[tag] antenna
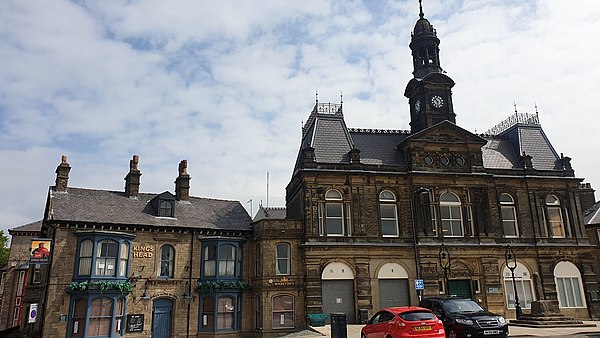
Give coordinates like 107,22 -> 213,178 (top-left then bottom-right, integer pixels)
513,101 -> 518,114
266,171 -> 270,208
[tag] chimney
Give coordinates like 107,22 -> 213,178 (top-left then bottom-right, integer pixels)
579,183 -> 596,211
175,160 -> 191,201
124,155 -> 141,198
55,155 -> 71,193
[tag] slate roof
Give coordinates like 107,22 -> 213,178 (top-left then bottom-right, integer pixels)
584,202 -> 600,226
294,107 -> 565,175
9,220 -> 42,234
48,187 -> 252,231
253,206 -> 287,222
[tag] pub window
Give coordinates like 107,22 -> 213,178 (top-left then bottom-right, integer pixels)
500,193 -> 519,237
272,295 -> 294,329
200,241 -> 242,279
159,245 -> 175,278
75,235 -> 131,279
545,195 -> 565,238
69,296 -> 126,338
439,192 -> 463,237
275,243 -> 291,275
379,190 -> 399,237
199,294 -> 241,332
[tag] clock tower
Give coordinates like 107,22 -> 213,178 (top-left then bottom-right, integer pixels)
404,1 -> 456,133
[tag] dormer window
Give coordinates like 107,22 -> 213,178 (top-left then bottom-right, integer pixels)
151,192 -> 176,218
159,200 -> 173,217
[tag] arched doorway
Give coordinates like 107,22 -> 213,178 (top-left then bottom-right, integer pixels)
321,262 -> 355,323
152,298 -> 173,338
503,262 -> 534,309
378,262 -> 410,308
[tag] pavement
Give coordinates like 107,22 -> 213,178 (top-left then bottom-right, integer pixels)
308,321 -> 600,337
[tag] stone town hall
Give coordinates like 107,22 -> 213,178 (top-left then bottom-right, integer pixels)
1,3 -> 598,338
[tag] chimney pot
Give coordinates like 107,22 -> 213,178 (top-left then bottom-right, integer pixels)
175,160 -> 191,201
55,155 -> 71,193
124,155 -> 142,198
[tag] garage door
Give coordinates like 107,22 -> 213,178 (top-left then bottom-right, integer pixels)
322,280 -> 355,323
379,279 -> 410,308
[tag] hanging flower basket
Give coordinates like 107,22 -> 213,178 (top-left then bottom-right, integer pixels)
195,280 -> 249,292
68,280 -> 136,293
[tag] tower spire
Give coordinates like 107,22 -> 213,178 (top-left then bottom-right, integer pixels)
419,0 -> 424,19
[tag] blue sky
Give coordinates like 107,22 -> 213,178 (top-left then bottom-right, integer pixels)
1,0 -> 599,235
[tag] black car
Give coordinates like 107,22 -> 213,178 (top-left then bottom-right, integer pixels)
419,297 -> 508,338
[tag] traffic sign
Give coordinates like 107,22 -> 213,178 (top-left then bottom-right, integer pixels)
415,279 -> 425,290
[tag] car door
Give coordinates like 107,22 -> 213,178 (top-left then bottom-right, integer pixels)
363,311 -> 392,338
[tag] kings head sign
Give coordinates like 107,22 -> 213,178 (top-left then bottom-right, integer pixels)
132,245 -> 154,258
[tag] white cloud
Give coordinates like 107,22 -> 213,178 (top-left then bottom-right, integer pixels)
0,0 -> 598,236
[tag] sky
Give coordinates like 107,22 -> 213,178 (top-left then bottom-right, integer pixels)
1,0 -> 599,237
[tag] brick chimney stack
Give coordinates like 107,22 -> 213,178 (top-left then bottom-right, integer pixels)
55,155 -> 71,193
124,155 -> 142,198
175,160 -> 191,201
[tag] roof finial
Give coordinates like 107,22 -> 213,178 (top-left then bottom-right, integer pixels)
514,101 -> 518,114
340,90 -> 343,105
419,0 -> 424,18
534,102 -> 539,114
315,90 -> 319,104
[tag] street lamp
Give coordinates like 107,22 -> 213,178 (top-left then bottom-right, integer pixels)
439,244 -> 451,294
412,186 -> 429,301
505,245 -> 523,319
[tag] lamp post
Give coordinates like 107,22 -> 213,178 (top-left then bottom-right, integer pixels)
412,187 -> 429,301
439,243 -> 451,295
505,245 -> 523,319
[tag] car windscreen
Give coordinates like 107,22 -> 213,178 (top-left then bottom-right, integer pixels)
399,311 -> 436,321
443,299 -> 484,313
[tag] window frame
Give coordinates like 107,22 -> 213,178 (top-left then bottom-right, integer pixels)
200,240 -> 243,280
199,293 -> 242,332
159,244 -> 175,278
502,263 -> 534,309
379,190 -> 399,237
73,233 -> 132,281
68,295 -> 126,338
500,193 -> 519,238
272,294 -> 295,329
545,195 -> 566,238
275,243 -> 291,276
318,189 -> 351,237
439,192 -> 464,237
554,261 -> 586,308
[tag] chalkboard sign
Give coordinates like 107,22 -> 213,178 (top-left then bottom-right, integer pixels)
126,314 -> 144,333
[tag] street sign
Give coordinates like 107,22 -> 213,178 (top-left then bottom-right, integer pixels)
415,279 -> 424,290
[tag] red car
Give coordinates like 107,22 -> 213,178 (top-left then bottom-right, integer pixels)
361,306 -> 445,338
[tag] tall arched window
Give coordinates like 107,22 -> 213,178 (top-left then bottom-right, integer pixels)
78,240 -> 93,276
318,189 -> 351,236
204,245 -> 216,277
440,192 -> 463,237
276,243 -> 291,275
503,263 -> 534,309
96,240 -> 118,276
379,190 -> 399,237
500,193 -> 519,237
545,195 -> 565,237
159,245 -> 175,278
554,261 -> 586,308
158,200 -> 173,217
219,244 -> 235,277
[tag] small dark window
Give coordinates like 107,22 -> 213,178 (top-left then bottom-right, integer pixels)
159,200 -> 173,217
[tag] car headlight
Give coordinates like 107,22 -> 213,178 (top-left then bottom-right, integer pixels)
455,318 -> 474,325
497,316 -> 506,324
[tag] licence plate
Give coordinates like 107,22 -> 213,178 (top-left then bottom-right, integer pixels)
414,326 -> 431,331
484,330 -> 500,335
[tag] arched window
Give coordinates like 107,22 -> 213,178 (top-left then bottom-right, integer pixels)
119,242 -> 129,277
158,200 -> 173,217
272,295 -> 294,329
440,192 -> 463,237
75,233 -> 131,279
78,240 -> 93,276
379,190 -> 399,237
276,243 -> 291,275
500,193 -> 519,237
159,245 -> 175,278
545,195 -> 565,237
503,263 -> 534,309
317,189 -> 352,236
554,261 -> 586,308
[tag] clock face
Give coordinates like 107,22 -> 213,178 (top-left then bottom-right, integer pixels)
414,100 -> 421,112
431,95 -> 444,108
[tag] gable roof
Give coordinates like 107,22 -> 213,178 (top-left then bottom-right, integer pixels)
9,220 -> 43,234
47,187 -> 252,232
